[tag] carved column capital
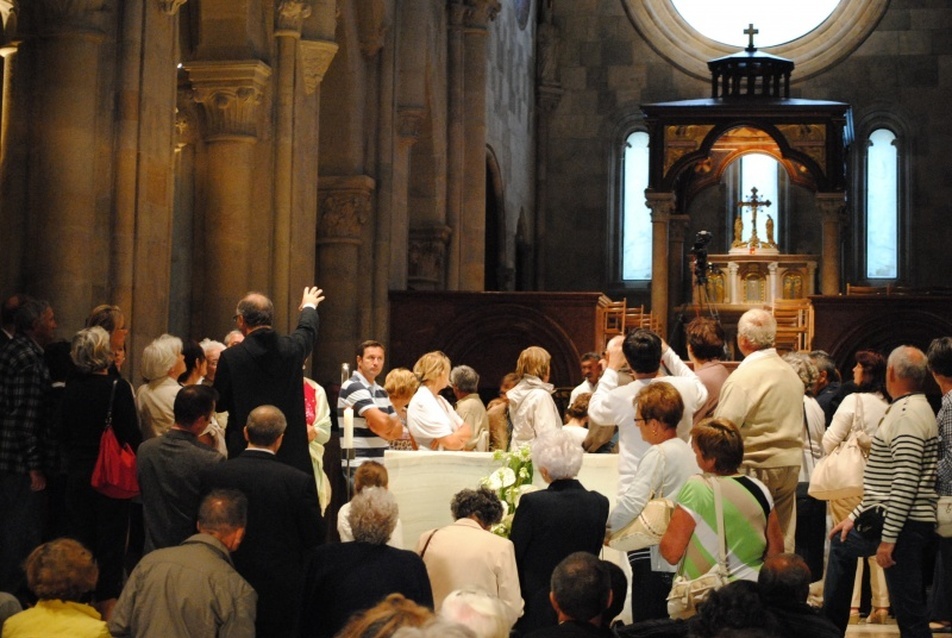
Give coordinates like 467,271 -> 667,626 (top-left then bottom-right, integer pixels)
277,0 -> 312,36
449,0 -> 501,29
815,191 -> 846,224
299,39 -> 338,95
159,0 -> 187,16
396,105 -> 426,141
409,226 -> 453,289
645,192 -> 676,222
356,0 -> 388,58
317,175 -> 375,243
184,60 -> 272,140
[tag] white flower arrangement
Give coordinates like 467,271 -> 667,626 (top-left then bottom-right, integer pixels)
479,445 -> 537,537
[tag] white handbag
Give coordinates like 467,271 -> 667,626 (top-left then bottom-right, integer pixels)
808,394 -> 869,501
666,477 -> 730,619
607,447 -> 674,552
937,495 -> 952,538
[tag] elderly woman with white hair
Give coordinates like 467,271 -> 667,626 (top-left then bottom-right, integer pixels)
300,488 -> 433,638
135,333 -> 185,439
509,430 -> 609,633
440,589 -> 510,638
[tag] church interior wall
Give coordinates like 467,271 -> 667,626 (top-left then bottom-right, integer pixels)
485,0 -> 535,289
542,0 -> 952,310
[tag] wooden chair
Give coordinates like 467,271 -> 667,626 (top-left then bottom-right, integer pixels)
769,298 -> 813,352
601,298 -> 626,346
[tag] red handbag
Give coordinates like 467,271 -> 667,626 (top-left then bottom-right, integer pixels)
90,379 -> 140,499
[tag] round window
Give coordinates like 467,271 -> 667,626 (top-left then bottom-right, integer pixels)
622,0 -> 888,82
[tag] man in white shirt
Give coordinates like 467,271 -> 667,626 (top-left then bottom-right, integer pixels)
569,352 -> 601,405
588,329 -> 707,484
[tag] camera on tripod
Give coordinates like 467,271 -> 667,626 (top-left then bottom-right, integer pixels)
690,231 -> 713,285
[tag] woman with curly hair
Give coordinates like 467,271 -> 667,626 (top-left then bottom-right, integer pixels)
416,487 -> 523,629
2,538 -> 110,637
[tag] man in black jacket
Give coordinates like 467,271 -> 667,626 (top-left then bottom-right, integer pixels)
214,286 -> 323,474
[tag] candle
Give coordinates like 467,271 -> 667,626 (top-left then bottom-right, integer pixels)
342,407 -> 354,449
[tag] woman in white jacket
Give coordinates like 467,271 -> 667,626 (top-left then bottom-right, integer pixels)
822,349 -> 891,625
506,346 -> 562,449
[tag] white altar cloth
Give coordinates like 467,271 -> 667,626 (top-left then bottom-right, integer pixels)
383,449 -> 633,623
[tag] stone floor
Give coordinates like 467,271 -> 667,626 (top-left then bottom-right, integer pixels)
845,622 -> 952,635
845,624 -> 900,636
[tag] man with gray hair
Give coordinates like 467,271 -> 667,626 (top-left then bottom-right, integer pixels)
715,308 -> 804,551
822,346 -> 939,637
451,365 -> 489,451
202,404 -> 324,637
110,489 -> 257,637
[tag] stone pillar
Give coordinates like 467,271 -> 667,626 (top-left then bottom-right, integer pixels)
728,262 -> 740,304
669,214 -> 690,309
185,60 -> 272,339
271,1 -> 311,333
390,106 -> 425,288
316,176 -> 373,381
534,4 -> 562,291
768,261 -> 779,304
446,0 -> 500,290
22,1 -> 106,332
0,39 -> 26,294
646,192 -> 676,338
816,192 -> 845,295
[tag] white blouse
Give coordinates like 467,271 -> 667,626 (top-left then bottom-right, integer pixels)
407,386 -> 464,450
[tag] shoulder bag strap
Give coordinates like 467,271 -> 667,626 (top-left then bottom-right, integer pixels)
802,405 -> 816,476
653,444 -> 667,499
104,378 -> 119,430
419,529 -> 438,559
710,477 -> 727,571
852,393 -> 864,433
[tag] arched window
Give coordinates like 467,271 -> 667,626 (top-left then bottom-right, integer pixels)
621,131 -> 651,281
865,128 -> 898,279
739,153 -> 780,245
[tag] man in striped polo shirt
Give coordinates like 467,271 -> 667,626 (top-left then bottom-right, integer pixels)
822,345 -> 940,637
338,341 -> 405,472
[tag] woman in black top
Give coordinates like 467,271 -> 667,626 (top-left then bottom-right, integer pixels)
63,326 -> 141,615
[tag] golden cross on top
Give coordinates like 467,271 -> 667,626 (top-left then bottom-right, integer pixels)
744,23 -> 759,51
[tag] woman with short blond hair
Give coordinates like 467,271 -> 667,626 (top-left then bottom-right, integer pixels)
407,352 -> 472,450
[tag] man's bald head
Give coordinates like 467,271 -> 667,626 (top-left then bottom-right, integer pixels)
244,405 -> 287,448
236,293 -> 274,330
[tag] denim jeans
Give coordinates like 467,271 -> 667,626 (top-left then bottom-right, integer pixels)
822,519 -> 933,637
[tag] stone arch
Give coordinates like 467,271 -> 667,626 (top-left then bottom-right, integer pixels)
430,302 -> 580,390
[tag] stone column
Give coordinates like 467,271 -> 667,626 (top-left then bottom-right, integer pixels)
21,1 -> 106,331
185,60 -> 272,339
728,262 -> 740,304
534,5 -> 562,290
446,0 -> 500,290
816,192 -> 845,295
768,261 -> 779,304
646,192 -> 676,338
669,214 -> 690,309
316,176 -> 373,381
390,106 -> 425,288
271,1 -> 311,333
0,39 -> 26,294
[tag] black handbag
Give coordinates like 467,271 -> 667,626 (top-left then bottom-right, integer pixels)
853,505 -> 886,541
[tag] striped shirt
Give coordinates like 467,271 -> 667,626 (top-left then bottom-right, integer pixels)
937,390 -> 952,496
852,393 -> 940,543
337,371 -> 394,466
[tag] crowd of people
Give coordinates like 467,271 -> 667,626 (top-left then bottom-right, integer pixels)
1,290 -> 950,638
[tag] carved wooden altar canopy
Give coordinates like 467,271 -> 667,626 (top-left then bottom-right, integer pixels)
640,43 -> 853,334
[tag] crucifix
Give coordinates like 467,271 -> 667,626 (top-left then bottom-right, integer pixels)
744,23 -> 759,52
737,187 -> 771,249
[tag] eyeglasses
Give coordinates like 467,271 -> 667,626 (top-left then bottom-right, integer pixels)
633,417 -> 648,425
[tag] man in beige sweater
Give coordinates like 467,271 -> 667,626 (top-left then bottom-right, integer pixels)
716,308 -> 805,551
